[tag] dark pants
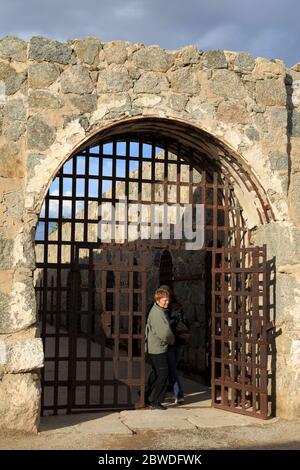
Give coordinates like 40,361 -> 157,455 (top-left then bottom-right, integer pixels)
167,347 -> 184,399
145,352 -> 169,405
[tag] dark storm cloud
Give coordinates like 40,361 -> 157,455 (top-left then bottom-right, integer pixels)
0,0 -> 299,66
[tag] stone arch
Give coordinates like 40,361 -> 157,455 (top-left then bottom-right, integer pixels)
28,116 -> 275,232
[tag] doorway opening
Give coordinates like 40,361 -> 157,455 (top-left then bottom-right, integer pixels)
35,124 -> 272,419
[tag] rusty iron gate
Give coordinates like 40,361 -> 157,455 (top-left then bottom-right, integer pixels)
35,135 -> 272,417
38,244 -> 147,415
211,245 -> 270,419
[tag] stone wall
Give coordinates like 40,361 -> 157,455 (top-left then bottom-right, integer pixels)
0,35 -> 300,430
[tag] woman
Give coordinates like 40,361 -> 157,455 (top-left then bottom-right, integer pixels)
144,287 -> 175,410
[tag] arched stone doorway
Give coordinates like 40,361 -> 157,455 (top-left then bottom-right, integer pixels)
2,37 -> 300,433
35,118 -> 274,419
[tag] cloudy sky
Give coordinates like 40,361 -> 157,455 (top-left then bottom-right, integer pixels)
0,0 -> 299,66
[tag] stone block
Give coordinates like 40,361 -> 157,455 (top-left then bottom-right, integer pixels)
29,36 -> 73,64
29,89 -> 61,110
97,65 -> 133,93
254,222 -> 300,265
73,37 -> 101,65
255,78 -> 286,106
26,154 -> 45,179
186,98 -> 215,120
167,93 -> 189,112
27,116 -> 56,150
0,36 -> 27,62
93,93 -> 131,120
268,151 -> 288,171
14,230 -> 36,269
245,127 -> 260,141
0,373 -> 41,433
103,41 -> 128,65
0,273 -> 37,334
254,58 -> 286,78
2,191 -> 23,221
3,120 -> 26,141
0,236 -> 13,269
202,50 -> 227,69
68,94 -> 97,114
60,65 -> 94,94
292,111 -> 300,136
275,273 -> 300,325
168,68 -> 200,95
233,52 -> 255,72
0,62 -> 26,95
1,337 -> 43,373
276,366 -> 300,419
134,71 -> 168,94
210,69 -> 246,99
4,98 -> 26,121
290,173 -> 300,219
217,101 -> 248,124
177,45 -> 201,65
28,62 -> 60,88
0,142 -> 24,178
268,107 -> 287,128
132,46 -> 174,72
133,94 -> 161,109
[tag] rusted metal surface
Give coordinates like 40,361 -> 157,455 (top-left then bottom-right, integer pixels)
211,245 -> 270,419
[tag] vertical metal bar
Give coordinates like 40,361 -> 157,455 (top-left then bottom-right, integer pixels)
128,252 -> 134,405
84,149 -> 90,243
260,245 -> 268,418
113,249 -> 121,406
210,173 -> 216,406
111,141 -> 117,242
231,249 -> 238,410
100,268 -> 107,405
67,246 -> 78,413
251,248 -> 259,414
40,277 -> 46,416
98,142 -> 103,238
140,253 -> 147,409
85,248 -> 93,406
50,276 -> 54,326
67,155 -> 78,413
224,182 -> 229,249
213,172 -> 218,251
53,266 -> 61,415
241,248 -> 246,411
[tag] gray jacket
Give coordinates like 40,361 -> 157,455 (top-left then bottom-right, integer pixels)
146,303 -> 175,354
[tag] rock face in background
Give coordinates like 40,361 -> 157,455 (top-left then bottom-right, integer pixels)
0,35 -> 300,430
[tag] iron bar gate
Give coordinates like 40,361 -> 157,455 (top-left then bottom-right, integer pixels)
38,245 -> 147,415
35,135 -> 272,418
211,245 -> 270,419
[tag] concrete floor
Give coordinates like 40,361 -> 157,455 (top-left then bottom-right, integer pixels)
6,325 -> 297,450
2,375 -> 300,450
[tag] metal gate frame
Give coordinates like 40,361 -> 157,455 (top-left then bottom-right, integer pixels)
40,243 -> 147,415
35,135 -> 272,417
211,245 -> 271,419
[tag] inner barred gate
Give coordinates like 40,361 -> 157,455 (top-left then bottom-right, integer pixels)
35,134 -> 272,418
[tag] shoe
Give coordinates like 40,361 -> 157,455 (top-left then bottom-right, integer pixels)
175,397 -> 184,404
149,402 -> 167,410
